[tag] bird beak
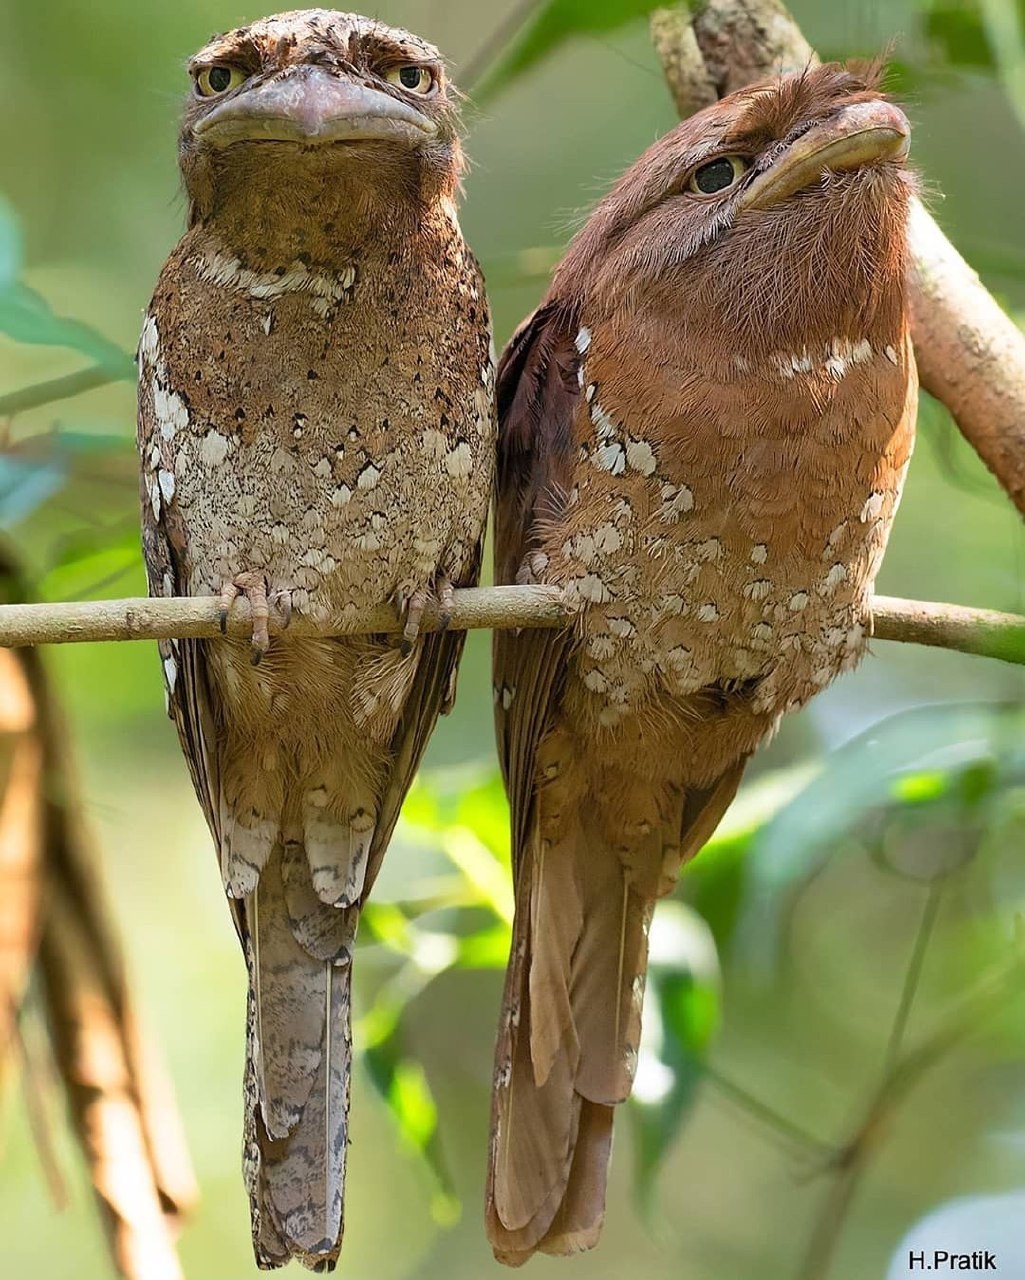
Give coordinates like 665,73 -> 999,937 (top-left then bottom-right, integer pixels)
737,99 -> 910,211
193,65 -> 438,148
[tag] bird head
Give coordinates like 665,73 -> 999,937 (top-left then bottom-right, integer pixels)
553,63 -> 914,357
179,9 -> 463,239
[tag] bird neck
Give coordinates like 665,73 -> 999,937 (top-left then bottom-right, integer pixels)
185,149 -> 461,272
572,170 -> 913,366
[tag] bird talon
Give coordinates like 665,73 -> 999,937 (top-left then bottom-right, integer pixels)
250,623 -> 270,666
218,572 -> 274,660
437,576 -> 455,631
399,587 -> 428,654
271,590 -> 293,631
218,582 -> 240,634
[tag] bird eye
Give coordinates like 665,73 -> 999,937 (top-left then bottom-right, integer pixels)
688,155 -> 750,195
195,65 -> 246,98
385,65 -> 435,95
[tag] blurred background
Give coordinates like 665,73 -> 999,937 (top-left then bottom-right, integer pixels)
2,1 -> 1025,1278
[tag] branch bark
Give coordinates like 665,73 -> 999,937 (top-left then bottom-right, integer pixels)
0,587 -> 1023,666
651,0 -> 1025,518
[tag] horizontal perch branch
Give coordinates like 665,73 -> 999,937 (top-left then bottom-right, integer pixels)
1,588 -> 1023,666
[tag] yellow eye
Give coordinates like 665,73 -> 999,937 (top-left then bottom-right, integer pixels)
688,155 -> 750,195
195,65 -> 246,98
385,65 -> 435,95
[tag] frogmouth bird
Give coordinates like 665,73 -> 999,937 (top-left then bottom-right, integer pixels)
488,63 -> 916,1264
136,10 -> 494,1270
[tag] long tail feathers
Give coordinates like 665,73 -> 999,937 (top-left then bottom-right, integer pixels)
242,842 -> 354,1272
486,810 -> 651,1265
486,763 -> 748,1265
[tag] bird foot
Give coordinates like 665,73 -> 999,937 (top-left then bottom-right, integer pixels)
399,588 -> 428,657
515,551 -> 549,586
396,575 -> 455,656
218,571 -> 292,665
437,575 -> 456,631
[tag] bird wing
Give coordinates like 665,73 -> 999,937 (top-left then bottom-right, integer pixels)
365,542 -> 487,899
488,302 -> 595,1259
138,430 -> 224,870
487,305 -> 752,1263
492,303 -> 581,864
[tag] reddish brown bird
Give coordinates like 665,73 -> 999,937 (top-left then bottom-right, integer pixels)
136,10 -> 494,1270
488,63 -> 916,1264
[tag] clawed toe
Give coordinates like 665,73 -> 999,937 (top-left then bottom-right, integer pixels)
396,577 -> 457,654
218,581 -> 241,635
437,576 -> 455,631
218,571 -> 287,664
271,589 -> 293,631
400,588 -> 428,656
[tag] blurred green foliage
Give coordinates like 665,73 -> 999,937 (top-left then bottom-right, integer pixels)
2,1 -> 1025,1279
471,0 -> 669,101
0,193 -> 132,383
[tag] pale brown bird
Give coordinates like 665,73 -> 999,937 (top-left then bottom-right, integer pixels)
488,63 -> 916,1263
136,10 -> 494,1270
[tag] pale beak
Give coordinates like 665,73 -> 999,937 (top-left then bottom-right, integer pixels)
737,99 -> 910,211
193,64 -> 437,148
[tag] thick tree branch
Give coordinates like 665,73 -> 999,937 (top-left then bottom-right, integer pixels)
0,587 -> 1022,666
651,0 -> 1025,518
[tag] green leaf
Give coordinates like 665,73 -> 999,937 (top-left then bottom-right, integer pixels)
0,430 -> 134,536
752,706 -> 1019,889
400,777 -> 444,832
891,769 -> 951,806
923,1 -> 994,71
630,902 -> 719,1212
682,764 -> 816,950
440,826 -> 514,924
737,705 -> 1025,967
40,534 -> 141,603
473,0 -> 673,103
46,429 -> 134,456
979,0 -> 1025,136
363,1030 -> 459,1224
453,773 -> 511,865
362,902 -> 417,956
455,921 -> 511,969
0,196 -> 22,292
0,282 -> 133,376
0,456 -> 65,527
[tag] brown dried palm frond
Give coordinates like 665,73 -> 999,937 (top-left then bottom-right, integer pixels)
0,548 -> 196,1280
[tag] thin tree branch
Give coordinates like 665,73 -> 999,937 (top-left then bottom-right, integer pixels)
881,882 -> 943,1078
796,949 -> 1025,1280
0,365 -> 126,418
650,0 -> 1025,519
0,585 -> 568,647
871,596 -> 1025,664
704,1062 -> 832,1159
0,587 -> 1022,666
461,0 -> 543,91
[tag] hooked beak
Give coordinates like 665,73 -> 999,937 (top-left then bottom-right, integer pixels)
193,64 -> 437,148
737,99 -> 910,211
